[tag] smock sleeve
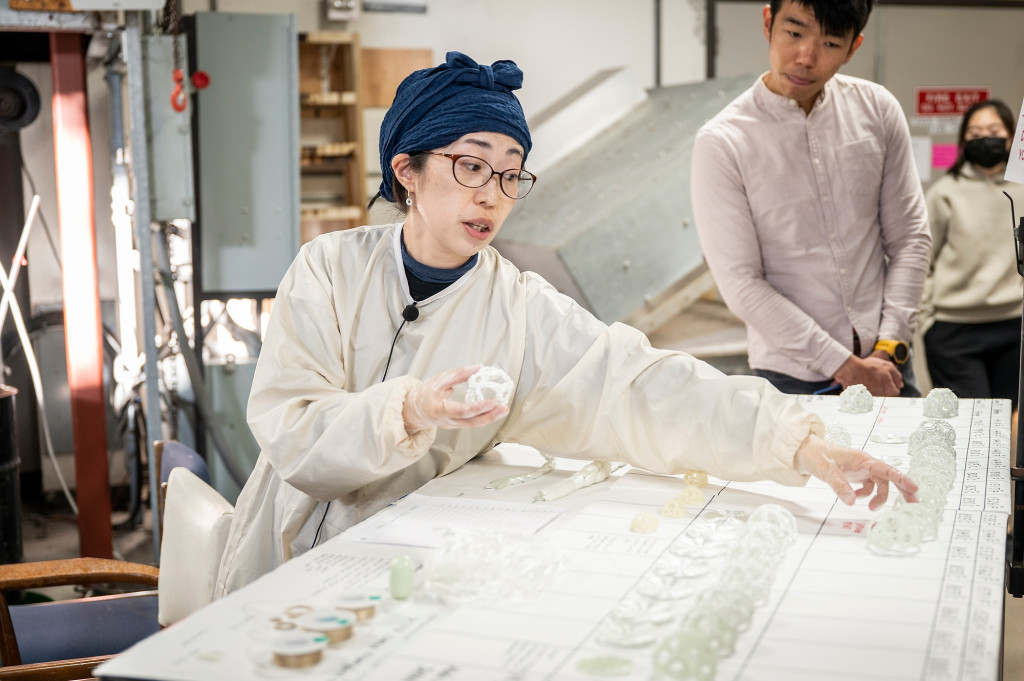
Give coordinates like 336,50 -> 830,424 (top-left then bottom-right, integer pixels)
500,273 -> 822,487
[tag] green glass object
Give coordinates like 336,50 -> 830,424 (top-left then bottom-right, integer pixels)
389,554 -> 416,600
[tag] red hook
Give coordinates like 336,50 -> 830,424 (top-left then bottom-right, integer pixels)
171,68 -> 187,112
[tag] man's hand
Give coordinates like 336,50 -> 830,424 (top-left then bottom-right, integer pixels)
833,351 -> 903,396
794,434 -> 918,510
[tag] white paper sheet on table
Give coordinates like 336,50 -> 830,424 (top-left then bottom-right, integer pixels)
96,397 -> 1010,681
343,493 -> 567,547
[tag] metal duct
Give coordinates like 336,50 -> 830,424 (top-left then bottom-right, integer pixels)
495,73 -> 755,333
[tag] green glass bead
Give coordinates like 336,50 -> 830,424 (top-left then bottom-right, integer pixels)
389,554 -> 416,600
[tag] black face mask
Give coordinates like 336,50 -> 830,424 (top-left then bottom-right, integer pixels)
964,136 -> 1009,168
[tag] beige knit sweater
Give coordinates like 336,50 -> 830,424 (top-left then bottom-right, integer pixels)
921,163 -> 1024,333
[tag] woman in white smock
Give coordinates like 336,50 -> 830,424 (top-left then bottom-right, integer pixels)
215,52 -> 917,597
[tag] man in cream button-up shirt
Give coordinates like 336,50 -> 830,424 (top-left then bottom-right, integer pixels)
692,0 -> 930,397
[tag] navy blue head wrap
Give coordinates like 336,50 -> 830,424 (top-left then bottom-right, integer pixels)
377,51 -> 532,203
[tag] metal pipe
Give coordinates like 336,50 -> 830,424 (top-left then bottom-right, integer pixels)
49,31 -> 113,559
653,0 -> 661,88
124,14 -> 165,559
153,225 -> 248,487
1009,197 -> 1024,596
105,62 -> 148,528
705,0 -> 717,80
104,64 -> 143,411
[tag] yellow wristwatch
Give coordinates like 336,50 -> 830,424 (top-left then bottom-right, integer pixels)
874,339 -> 909,365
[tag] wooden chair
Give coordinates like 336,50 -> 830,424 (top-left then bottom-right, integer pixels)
0,558 -> 159,681
0,440 -> 233,680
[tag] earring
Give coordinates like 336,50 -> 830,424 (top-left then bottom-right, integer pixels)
405,196 -> 413,207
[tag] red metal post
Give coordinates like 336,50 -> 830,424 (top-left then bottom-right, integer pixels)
49,32 -> 113,559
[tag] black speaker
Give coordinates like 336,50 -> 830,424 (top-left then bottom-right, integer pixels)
0,68 -> 40,133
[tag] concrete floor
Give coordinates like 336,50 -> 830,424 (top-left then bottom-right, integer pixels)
20,503 -> 154,566
13,297 -> 1024,679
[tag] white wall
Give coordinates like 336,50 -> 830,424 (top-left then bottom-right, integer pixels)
14,1 -> 707,318
351,0 -> 707,116
349,1 -> 706,193
713,2 -> 1024,187
178,1 -> 708,232
181,0 -> 707,117
19,1 -> 1024,312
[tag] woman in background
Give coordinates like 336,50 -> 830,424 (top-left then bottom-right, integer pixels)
922,99 -> 1024,416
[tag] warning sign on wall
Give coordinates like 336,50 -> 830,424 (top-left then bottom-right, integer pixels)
915,87 -> 990,116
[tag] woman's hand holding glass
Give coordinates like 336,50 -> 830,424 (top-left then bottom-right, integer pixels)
403,365 -> 510,433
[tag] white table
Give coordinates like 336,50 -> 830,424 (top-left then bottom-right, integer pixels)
97,396 -> 1011,681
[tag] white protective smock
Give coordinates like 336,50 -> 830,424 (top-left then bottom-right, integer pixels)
215,223 -> 823,596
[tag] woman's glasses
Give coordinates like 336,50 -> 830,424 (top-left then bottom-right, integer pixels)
428,153 -> 537,199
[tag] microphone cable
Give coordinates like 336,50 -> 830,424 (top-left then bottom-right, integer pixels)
381,304 -> 419,382
311,301 -> 418,549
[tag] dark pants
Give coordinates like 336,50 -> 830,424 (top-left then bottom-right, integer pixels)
754,356 -> 921,398
924,318 -> 1021,409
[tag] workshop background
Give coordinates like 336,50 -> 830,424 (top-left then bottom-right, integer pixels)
2,0 -> 1023,677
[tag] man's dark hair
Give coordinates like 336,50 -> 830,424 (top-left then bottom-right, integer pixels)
769,0 -> 876,39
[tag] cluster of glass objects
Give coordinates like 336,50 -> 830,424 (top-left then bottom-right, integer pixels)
866,418 -> 956,556
424,528 -> 566,606
631,471 -> 710,529
658,472 -> 709,521
823,422 -> 852,447
838,384 -> 874,413
922,387 -> 959,419
583,504 -> 798,680
650,505 -> 798,680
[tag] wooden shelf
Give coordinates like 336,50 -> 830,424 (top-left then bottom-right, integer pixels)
300,91 -> 359,107
301,205 -> 364,221
298,32 -> 368,242
301,30 -> 357,46
301,142 -> 359,161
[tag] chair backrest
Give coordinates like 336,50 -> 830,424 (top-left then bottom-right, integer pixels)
154,439 -> 213,537
157,467 -> 234,626
157,440 -> 212,486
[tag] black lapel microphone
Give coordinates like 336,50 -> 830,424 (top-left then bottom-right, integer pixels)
402,303 -> 419,322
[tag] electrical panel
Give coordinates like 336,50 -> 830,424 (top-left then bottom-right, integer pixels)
190,12 -> 300,294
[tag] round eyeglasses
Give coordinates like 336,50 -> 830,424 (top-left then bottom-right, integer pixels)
428,152 -> 537,199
